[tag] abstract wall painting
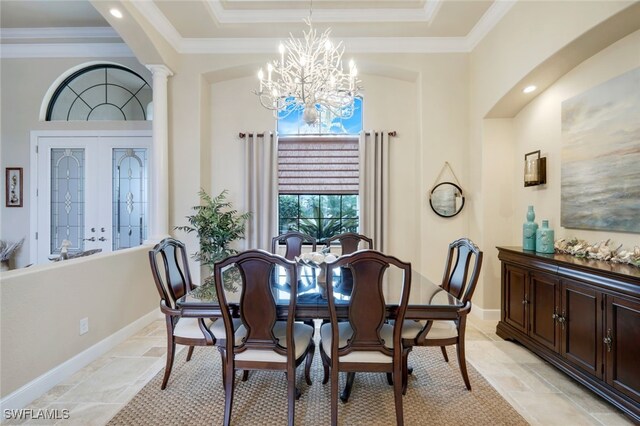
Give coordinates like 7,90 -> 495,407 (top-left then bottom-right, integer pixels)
561,68 -> 640,234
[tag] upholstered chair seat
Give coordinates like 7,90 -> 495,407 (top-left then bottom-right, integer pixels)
320,322 -> 394,363
235,322 -> 314,362
399,320 -> 458,340
173,317 -> 244,340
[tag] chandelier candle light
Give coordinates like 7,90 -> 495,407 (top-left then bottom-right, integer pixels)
255,18 -> 361,125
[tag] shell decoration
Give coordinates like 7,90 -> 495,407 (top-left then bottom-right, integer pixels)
554,238 -> 640,268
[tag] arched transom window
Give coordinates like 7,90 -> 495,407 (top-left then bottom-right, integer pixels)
46,64 -> 152,121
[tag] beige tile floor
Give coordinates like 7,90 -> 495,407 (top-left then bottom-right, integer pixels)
3,318 -> 633,425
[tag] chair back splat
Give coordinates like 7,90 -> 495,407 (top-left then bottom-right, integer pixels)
324,232 -> 373,255
440,238 -> 483,303
149,238 -> 193,309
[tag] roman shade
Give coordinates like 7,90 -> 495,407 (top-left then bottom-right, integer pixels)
278,136 -> 359,194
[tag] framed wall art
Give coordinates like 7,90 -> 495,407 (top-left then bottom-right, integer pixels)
561,67 -> 640,233
5,167 -> 23,208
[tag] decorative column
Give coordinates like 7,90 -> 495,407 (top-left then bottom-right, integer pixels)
146,64 -> 173,242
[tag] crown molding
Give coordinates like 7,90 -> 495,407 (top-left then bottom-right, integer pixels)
0,43 -> 134,59
465,0 -> 517,50
128,0 -> 183,49
205,0 -> 443,24
0,27 -> 119,40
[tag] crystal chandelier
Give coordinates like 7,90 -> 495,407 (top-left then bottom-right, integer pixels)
255,18 -> 361,125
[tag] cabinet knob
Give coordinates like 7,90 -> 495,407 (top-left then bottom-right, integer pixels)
98,237 -> 107,242
522,298 -> 528,305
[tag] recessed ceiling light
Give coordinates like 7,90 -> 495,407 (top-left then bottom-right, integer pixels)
110,8 -> 123,19
523,85 -> 537,94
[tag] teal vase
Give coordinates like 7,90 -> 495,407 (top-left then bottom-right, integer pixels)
522,206 -> 538,251
536,220 -> 555,254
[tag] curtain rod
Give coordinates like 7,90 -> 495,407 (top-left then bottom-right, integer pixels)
238,131 -> 396,139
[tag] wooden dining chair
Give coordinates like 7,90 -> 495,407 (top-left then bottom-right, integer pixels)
324,232 -> 373,255
399,238 -> 483,392
320,250 -> 411,426
148,238 -> 241,390
213,249 -> 315,426
271,230 -> 317,293
271,230 -> 317,260
324,232 -> 373,297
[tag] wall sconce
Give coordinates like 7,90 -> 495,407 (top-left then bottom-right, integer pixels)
524,150 -> 546,187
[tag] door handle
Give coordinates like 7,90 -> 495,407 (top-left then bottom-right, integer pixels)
83,237 -> 96,242
98,237 -> 107,242
603,328 -> 613,352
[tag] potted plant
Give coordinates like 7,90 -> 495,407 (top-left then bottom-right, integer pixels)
176,189 -> 251,292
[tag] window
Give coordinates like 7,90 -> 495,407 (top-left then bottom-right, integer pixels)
277,98 -> 363,243
278,97 -> 362,136
277,135 -> 361,243
279,194 -> 359,243
46,64 -> 151,121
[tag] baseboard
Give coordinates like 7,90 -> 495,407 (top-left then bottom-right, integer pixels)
0,309 -> 160,411
470,306 -> 500,321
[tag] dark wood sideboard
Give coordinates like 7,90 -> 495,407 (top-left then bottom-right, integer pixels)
496,247 -> 640,422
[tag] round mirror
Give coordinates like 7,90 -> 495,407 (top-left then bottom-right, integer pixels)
429,182 -> 465,218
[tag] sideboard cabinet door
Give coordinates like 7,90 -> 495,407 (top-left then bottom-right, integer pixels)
503,263 -> 528,334
561,279 -> 603,379
529,272 -> 560,352
606,295 -> 640,401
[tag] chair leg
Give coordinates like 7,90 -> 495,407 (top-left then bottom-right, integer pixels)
186,346 -> 195,362
331,364 -> 339,426
223,361 -> 235,426
287,365 -> 296,426
386,372 -> 393,386
440,346 -> 449,362
161,341 -> 176,390
241,370 -> 249,381
218,349 -> 227,391
305,340 -> 315,386
393,362 -> 405,426
320,344 -> 330,385
340,372 -> 355,403
456,340 -> 471,390
401,348 -> 412,395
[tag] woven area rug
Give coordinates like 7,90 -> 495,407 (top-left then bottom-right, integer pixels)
108,345 -> 527,425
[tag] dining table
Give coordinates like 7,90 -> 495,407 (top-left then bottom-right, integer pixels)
176,264 -> 467,322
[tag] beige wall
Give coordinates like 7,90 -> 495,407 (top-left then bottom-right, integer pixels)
0,245 -> 157,398
511,30 -> 640,248
169,53 -> 469,291
469,1 -> 636,311
0,57 -> 151,269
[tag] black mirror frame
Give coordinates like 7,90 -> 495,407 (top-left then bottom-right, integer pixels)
429,181 -> 465,218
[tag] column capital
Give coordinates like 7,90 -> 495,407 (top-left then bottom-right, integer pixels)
146,64 -> 174,78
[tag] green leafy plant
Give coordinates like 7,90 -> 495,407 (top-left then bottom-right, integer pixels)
175,189 -> 251,272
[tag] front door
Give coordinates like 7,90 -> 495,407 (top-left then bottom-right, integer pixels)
33,131 -> 151,263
